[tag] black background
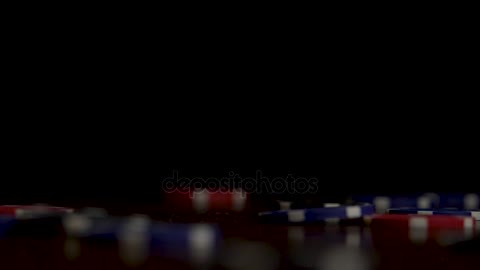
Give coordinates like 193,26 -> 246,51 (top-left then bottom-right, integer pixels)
2,12 -> 478,205
3,100 -> 478,206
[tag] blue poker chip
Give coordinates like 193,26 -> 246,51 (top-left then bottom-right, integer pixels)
351,194 -> 438,213
434,193 -> 480,210
387,208 -> 480,220
0,216 -> 16,236
81,217 -> 125,240
0,212 -> 65,237
148,223 -> 222,262
63,213 -> 221,238
258,204 -> 374,223
62,213 -> 222,263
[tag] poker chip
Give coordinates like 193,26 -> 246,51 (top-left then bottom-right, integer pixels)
370,214 -> 479,255
414,193 -> 480,210
62,213 -> 222,264
164,188 -> 249,213
371,214 -> 476,245
351,194 -> 437,213
258,204 -> 374,223
371,214 -> 476,231
435,193 -> 480,210
0,205 -> 74,218
276,200 -> 341,210
387,208 -> 480,221
352,193 -> 480,214
0,205 -> 73,237
192,189 -> 247,213
0,216 -> 16,236
149,221 -> 221,263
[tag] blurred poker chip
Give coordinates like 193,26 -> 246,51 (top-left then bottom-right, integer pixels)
0,204 -> 73,219
163,188 -> 249,214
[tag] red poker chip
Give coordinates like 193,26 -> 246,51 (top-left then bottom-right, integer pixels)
371,214 -> 476,231
163,189 -> 249,213
0,205 -> 74,218
370,214 -> 476,248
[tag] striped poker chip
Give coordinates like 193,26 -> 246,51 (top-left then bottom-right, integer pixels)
0,205 -> 74,218
352,193 -> 480,213
435,193 -> 480,210
149,222 -> 221,264
276,201 -> 341,210
351,194 -> 437,213
371,214 -> 476,231
371,214 -> 477,247
258,204 -> 374,223
371,214 -> 476,241
62,213 -> 222,264
164,188 -> 248,213
387,208 -> 480,221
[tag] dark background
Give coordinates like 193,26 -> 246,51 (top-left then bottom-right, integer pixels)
3,11 -> 478,205
3,104 -> 478,206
